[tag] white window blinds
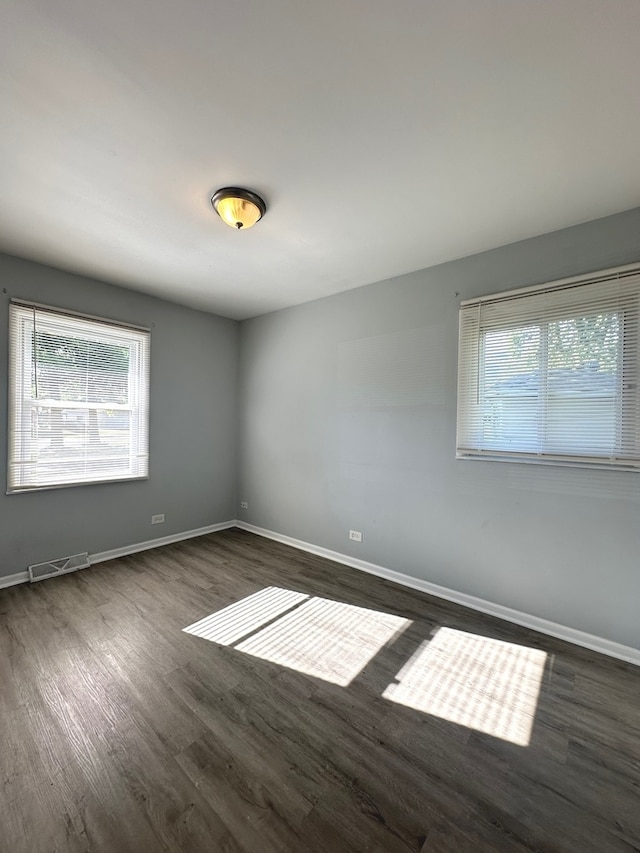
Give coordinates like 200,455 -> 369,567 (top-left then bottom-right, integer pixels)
456,265 -> 640,470
8,302 -> 150,492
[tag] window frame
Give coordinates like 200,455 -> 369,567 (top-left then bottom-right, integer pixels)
456,264 -> 640,472
7,300 -> 151,494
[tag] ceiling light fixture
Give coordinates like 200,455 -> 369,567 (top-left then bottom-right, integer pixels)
211,187 -> 266,230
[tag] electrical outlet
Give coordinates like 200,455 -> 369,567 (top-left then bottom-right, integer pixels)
151,514 -> 165,524
349,529 -> 362,543
240,500 -> 249,509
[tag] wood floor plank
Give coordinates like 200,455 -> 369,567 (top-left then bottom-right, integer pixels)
1,527 -> 640,852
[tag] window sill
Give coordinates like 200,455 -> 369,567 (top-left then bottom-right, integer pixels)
7,474 -> 149,495
455,451 -> 640,473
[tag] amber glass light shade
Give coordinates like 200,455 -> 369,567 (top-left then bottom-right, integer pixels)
211,188 -> 266,230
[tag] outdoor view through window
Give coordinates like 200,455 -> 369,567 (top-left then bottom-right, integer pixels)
8,303 -> 150,491
457,267 -> 640,470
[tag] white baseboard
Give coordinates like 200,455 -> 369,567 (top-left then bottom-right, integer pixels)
0,521 -> 236,590
234,521 -> 640,668
0,570 -> 29,589
90,520 -> 236,565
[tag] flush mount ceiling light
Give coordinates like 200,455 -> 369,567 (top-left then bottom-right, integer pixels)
211,187 -> 266,230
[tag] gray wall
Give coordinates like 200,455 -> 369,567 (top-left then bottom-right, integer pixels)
238,207 -> 640,650
4,209 -> 640,650
0,253 -> 238,577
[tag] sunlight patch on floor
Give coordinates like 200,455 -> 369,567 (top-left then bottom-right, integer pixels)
382,627 -> 547,746
183,587 -> 309,646
236,597 -> 410,686
184,587 -> 410,686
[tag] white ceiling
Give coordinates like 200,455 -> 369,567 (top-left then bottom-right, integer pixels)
1,0 -> 640,320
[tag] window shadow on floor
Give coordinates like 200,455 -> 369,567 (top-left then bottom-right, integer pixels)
184,584 -> 549,748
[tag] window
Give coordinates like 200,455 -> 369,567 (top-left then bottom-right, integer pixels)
456,265 -> 640,470
8,302 -> 150,492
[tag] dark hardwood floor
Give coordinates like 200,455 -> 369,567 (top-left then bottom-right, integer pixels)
1,528 -> 639,852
